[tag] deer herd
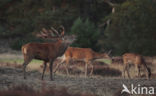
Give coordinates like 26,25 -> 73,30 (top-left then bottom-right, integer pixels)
21,25 -> 151,81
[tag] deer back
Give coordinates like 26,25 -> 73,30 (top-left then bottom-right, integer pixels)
122,53 -> 143,65
65,47 -> 94,60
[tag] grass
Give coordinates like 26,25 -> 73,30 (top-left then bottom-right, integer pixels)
0,58 -> 43,70
0,85 -> 95,96
95,59 -> 112,64
0,58 -> 42,64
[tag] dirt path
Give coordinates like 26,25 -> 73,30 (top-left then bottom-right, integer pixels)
0,67 -> 156,96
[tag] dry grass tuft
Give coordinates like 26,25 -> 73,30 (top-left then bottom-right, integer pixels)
0,62 -> 23,69
53,59 -> 122,77
0,85 -> 95,96
93,66 -> 122,77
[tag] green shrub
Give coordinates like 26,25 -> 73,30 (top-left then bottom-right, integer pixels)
102,0 -> 156,56
70,17 -> 100,51
10,37 -> 42,50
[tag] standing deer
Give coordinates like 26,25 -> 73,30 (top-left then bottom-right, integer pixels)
122,53 -> 151,79
54,47 -> 111,77
22,26 -> 76,80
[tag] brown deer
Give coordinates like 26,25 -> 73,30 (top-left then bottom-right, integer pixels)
22,26 -> 76,80
54,47 -> 111,77
122,53 -> 151,79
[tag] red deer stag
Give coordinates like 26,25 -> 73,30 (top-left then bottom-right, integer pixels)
54,47 -> 111,77
22,26 -> 76,80
122,53 -> 151,79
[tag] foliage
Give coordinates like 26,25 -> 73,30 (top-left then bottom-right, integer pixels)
0,0 -> 112,39
102,0 -> 156,56
0,0 -> 155,56
33,7 -> 78,32
71,18 -> 100,51
0,0 -> 113,51
10,37 -> 43,50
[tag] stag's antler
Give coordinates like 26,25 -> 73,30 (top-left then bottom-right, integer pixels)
50,25 -> 65,37
36,28 -> 51,38
50,27 -> 60,37
36,26 -> 64,39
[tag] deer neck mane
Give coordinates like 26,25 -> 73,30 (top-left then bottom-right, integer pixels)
55,40 -> 69,57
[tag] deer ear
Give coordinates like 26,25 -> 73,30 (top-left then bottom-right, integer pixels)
59,25 -> 65,37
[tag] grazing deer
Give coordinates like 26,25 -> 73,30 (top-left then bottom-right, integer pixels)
22,26 -> 76,80
122,53 -> 151,79
54,47 -> 111,77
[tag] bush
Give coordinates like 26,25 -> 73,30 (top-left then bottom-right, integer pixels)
70,18 -> 100,51
102,0 -> 156,56
10,37 -> 42,50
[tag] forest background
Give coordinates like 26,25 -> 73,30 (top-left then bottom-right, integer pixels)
0,0 -> 155,56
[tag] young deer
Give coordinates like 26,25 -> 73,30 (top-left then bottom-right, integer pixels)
122,53 -> 151,79
22,26 -> 76,80
54,47 -> 111,77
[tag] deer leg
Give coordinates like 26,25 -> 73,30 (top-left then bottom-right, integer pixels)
90,64 -> 94,76
143,63 -> 151,79
137,66 -> 141,78
54,60 -> 65,73
85,62 -> 88,78
144,65 -> 151,79
65,64 -> 69,75
147,67 -> 151,79
126,64 -> 131,79
23,59 -> 32,79
42,61 -> 47,80
64,59 -> 70,75
148,67 -> 151,79
123,64 -> 126,78
49,60 -> 54,81
89,61 -> 94,76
